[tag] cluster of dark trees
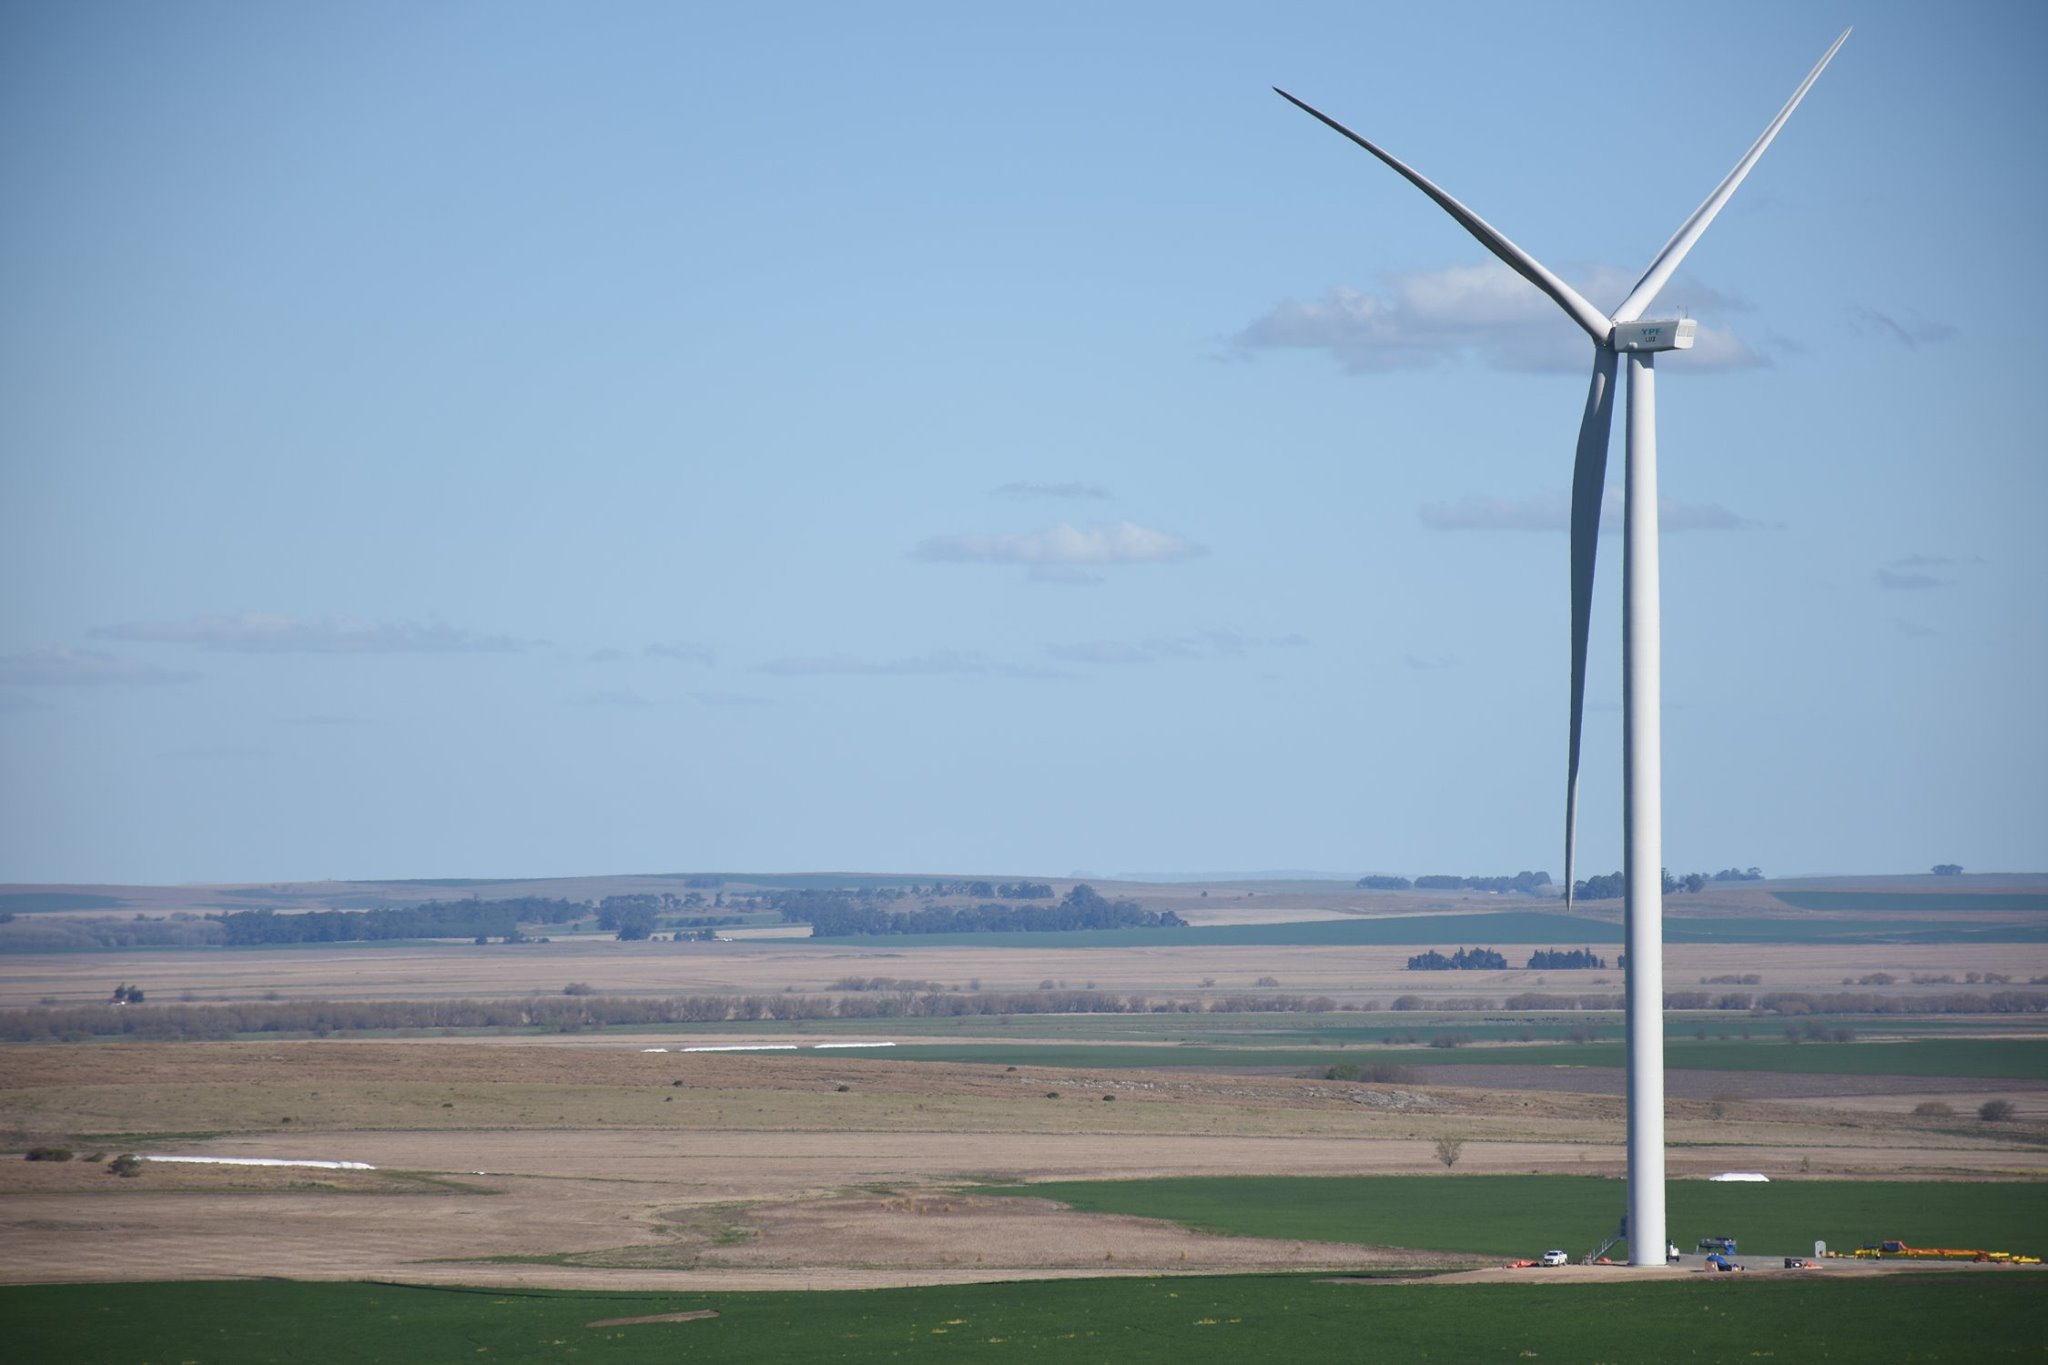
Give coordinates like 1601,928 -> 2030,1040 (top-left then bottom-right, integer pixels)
216,897 -> 589,945
1404,945 -> 1620,973
1525,948 -> 1606,969
1406,947 -> 1509,971
1572,867 -> 1764,901
913,880 -> 1055,900
1358,872 -> 1552,895
1932,864 -> 1964,876
595,895 -> 701,941
787,884 -> 1184,938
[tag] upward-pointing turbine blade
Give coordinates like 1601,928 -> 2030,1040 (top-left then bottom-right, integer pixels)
1612,28 -> 1851,323
1564,348 -> 1618,916
1273,88 -> 1611,345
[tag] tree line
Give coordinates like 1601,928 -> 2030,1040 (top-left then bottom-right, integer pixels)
216,897 -> 591,945
1358,872 -> 1552,894
1572,867 -> 1764,900
785,884 -> 1185,938
5,983 -> 2039,1045
1407,946 -> 1609,971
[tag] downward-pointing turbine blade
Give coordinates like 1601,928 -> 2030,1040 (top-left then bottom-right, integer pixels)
1273,88 -> 1611,345
1564,348 -> 1618,916
1612,28 -> 1850,324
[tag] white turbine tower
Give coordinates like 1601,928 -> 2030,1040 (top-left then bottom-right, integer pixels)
1277,29 -> 1848,1266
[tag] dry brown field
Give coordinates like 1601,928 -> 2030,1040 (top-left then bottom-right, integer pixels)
5,885 -> 2044,1291
3,1038 -> 2043,1290
6,937 -> 2042,1010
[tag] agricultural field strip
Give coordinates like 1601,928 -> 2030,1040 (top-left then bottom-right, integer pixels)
869,1037 -> 2048,1079
961,1175 -> 2048,1262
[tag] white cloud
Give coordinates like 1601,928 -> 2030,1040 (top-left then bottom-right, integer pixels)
1420,488 -> 1755,533
914,521 -> 1204,570
0,648 -> 196,687
92,612 -> 531,653
993,481 -> 1111,499
1236,262 -> 1763,374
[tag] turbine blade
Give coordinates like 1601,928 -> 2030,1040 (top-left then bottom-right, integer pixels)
1274,88 -> 1611,345
1564,348 -> 1618,916
1612,28 -> 1850,323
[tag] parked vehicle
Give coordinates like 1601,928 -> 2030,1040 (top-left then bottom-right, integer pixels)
1697,1236 -> 1737,1254
1540,1249 -> 1570,1267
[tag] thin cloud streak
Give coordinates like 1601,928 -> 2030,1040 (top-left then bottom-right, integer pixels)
92,612 -> 532,654
755,650 -> 1065,680
0,648 -> 197,687
1045,630 -> 1306,666
994,481 -> 1111,499
1420,489 -> 1756,533
1848,305 -> 1957,349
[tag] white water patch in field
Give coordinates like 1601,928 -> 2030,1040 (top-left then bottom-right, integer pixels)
811,1042 -> 895,1049
143,1155 -> 376,1170
680,1044 -> 801,1052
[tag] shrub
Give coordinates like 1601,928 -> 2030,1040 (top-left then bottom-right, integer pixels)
561,982 -> 597,996
1979,1099 -> 2017,1123
1434,1136 -> 1464,1168
24,1147 -> 73,1162
1428,1033 -> 1471,1049
107,1153 -> 144,1177
1912,1101 -> 1954,1117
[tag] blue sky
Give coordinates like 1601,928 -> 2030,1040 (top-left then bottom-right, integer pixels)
2,2 -> 2042,884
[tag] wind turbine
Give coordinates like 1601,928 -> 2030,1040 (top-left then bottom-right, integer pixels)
1276,29 -> 1848,1267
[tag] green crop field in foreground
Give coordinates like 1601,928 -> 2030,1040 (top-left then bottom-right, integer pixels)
9,1275 -> 2043,1363
973,1176 -> 2048,1262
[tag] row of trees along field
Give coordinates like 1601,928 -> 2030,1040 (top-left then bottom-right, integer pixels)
9,983 -> 2043,1043
215,894 -> 744,945
1403,948 -> 1608,971
1573,867 -> 1764,900
773,884 -> 1185,937
1359,868 -> 1765,898
1356,872 -> 1552,894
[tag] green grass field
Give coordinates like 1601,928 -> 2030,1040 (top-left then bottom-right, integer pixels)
883,1035 -> 2047,1079
1772,890 -> 2048,913
807,910 -> 2048,948
8,1274 -> 2042,1363
971,1176 -> 2048,1262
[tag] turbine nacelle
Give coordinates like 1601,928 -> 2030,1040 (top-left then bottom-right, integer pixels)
1610,318 -> 1697,354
